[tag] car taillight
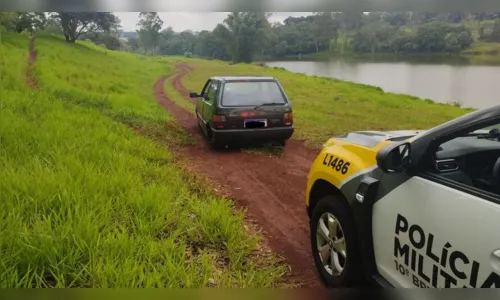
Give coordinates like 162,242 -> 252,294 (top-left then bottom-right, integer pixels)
213,115 -> 226,129
284,112 -> 293,126
213,115 -> 227,122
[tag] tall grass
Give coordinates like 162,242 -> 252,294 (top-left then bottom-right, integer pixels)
0,33 -> 286,287
0,32 -> 29,90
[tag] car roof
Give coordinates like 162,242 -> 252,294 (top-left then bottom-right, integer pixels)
210,76 -> 276,82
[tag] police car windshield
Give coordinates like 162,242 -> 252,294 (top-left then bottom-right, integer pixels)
221,81 -> 286,107
464,126 -> 500,139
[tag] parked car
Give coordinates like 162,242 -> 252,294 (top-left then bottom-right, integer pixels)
305,105 -> 500,288
189,76 -> 294,149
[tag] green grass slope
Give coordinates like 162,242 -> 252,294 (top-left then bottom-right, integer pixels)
462,42 -> 500,55
176,58 -> 473,148
0,33 -> 286,288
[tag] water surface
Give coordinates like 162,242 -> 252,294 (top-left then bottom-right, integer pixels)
266,57 -> 500,109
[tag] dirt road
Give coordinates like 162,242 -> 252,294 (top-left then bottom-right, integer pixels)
155,63 -> 322,287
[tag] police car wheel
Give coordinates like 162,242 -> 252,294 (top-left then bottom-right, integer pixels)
310,195 -> 362,287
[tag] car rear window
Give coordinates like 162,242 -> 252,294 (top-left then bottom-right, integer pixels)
221,81 -> 286,106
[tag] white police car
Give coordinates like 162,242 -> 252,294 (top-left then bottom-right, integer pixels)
305,105 -> 500,288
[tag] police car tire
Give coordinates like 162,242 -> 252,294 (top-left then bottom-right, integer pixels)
310,195 -> 363,288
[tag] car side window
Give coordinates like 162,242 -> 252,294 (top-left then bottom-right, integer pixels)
201,80 -> 211,99
430,121 -> 500,195
205,81 -> 219,104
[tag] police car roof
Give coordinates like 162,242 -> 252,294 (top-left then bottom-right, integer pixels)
211,76 -> 276,82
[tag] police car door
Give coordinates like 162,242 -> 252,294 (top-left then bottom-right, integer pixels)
371,123 -> 500,288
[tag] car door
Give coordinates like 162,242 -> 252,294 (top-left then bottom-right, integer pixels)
202,80 -> 219,127
196,80 -> 211,129
371,122 -> 500,288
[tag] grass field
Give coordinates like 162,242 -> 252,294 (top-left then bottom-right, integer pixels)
462,42 -> 500,55
179,58 -> 472,148
0,30 -> 481,287
0,33 -> 287,288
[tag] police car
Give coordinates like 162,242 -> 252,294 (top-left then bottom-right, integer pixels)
305,105 -> 500,288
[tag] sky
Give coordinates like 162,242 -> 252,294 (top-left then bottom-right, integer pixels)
114,12 -> 314,32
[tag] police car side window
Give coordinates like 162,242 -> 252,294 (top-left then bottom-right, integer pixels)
433,122 -> 500,195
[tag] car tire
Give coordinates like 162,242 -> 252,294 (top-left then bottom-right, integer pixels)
310,195 -> 363,288
208,127 -> 224,150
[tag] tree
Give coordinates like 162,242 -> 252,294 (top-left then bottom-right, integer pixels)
76,14 -> 122,50
414,12 -> 439,24
222,12 -> 271,63
456,31 -> 473,49
56,12 -> 119,43
413,22 -> 473,53
333,11 -> 364,54
312,12 -> 338,53
383,12 -> 409,27
179,30 -> 196,54
127,36 -> 140,51
390,31 -> 418,53
0,12 -> 17,30
137,12 -> 163,55
14,12 -> 46,34
210,24 -> 231,60
486,20 -> 500,42
352,21 -> 395,53
43,14 -> 63,34
281,16 -> 316,55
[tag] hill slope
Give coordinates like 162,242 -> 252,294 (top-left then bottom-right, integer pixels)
0,33 -> 286,288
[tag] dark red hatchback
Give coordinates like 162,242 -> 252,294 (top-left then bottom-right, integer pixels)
190,76 -> 294,149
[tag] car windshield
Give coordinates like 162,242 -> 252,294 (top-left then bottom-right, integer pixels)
221,81 -> 286,106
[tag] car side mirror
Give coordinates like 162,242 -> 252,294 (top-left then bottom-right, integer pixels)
189,92 -> 200,98
376,141 -> 411,173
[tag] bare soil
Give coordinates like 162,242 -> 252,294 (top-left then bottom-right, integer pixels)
155,63 -> 322,287
26,36 -> 39,90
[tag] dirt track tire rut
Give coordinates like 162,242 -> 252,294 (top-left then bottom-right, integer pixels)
155,63 -> 322,287
26,36 -> 39,90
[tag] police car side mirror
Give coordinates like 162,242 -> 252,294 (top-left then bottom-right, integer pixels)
376,141 -> 411,173
189,92 -> 200,98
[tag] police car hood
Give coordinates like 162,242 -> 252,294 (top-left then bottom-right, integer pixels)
333,130 -> 426,148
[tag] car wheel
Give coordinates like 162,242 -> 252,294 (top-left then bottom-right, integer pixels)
208,127 -> 224,150
310,195 -> 362,288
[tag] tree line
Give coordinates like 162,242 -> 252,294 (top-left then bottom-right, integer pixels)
128,12 -> 500,61
2,12 -> 500,63
0,12 -> 122,48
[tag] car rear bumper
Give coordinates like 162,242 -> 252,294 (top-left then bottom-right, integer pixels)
212,126 -> 294,143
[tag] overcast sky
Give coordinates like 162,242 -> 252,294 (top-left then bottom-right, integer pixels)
114,12 -> 314,32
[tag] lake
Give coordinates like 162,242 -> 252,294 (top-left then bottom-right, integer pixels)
266,57 -> 500,110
